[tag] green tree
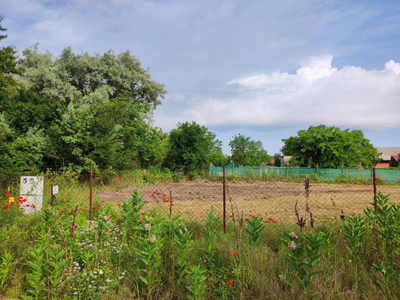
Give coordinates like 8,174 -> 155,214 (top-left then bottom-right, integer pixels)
165,122 -> 219,173
281,125 -> 379,168
273,153 -> 281,167
0,16 -> 19,89
229,134 -> 271,166
47,94 -> 167,173
15,45 -> 167,108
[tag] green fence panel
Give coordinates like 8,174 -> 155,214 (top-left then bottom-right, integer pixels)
209,163 -> 400,183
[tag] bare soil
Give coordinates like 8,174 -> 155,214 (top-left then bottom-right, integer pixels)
97,181 -> 400,222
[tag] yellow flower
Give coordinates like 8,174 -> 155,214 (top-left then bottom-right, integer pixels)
348,259 -> 352,263
145,215 -> 148,218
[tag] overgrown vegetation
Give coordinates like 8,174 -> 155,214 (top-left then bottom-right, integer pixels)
1,182 -> 400,299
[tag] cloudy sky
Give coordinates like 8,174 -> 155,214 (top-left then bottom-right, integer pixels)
2,0 -> 400,154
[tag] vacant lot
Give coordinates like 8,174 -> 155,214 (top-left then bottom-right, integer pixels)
98,181 -> 400,222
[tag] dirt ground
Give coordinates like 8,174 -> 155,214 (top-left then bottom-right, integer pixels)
97,181 -> 400,223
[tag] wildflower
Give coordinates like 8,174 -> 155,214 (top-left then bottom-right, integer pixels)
268,218 -> 272,220
348,259 -> 352,263
104,216 -> 108,221
144,223 -> 151,231
289,232 -> 298,239
117,220 -> 120,223
109,215 -> 112,219
232,251 -> 237,255
101,201 -> 105,203
288,241 -> 296,250
184,228 -> 188,232
265,212 -> 268,215
264,221 -> 269,223
273,220 -> 278,223
147,235 -> 156,243
228,280 -> 232,286
66,200 -> 69,202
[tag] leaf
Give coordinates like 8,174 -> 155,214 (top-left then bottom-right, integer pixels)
139,276 -> 148,285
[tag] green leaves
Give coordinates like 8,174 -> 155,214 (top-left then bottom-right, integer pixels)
244,216 -> 266,247
186,265 -> 207,300
229,134 -> 271,166
281,125 -> 379,168
165,121 -> 219,173
281,230 -> 324,296
343,214 -> 365,260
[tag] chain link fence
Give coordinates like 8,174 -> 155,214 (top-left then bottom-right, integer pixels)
4,167 -> 399,233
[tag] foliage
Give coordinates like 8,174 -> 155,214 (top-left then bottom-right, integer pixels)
16,45 -> 167,108
273,153 -> 281,167
165,121 -> 220,173
2,175 -> 400,298
282,125 -> 380,168
229,134 -> 271,166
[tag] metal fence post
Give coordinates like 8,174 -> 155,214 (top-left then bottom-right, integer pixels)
373,168 -> 377,212
89,165 -> 93,221
223,166 -> 226,233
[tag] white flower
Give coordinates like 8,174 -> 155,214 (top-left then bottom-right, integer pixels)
147,235 -> 156,243
144,223 -> 151,231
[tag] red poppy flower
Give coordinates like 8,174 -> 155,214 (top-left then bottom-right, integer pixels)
117,219 -> 120,223
156,193 -> 160,195
85,206 -> 88,208
91,209 -> 95,212
109,215 -> 112,219
151,194 -> 154,196
265,212 -> 268,215
228,280 -> 232,286
163,194 -> 166,197
268,218 -> 272,220
18,196 -> 23,200
5,192 -> 10,196
26,204 -> 30,207
265,221 -> 270,223
232,251 -> 237,255
172,204 -> 174,206
20,207 -> 24,210
171,197 -> 174,199
273,220 -> 278,223
246,218 -> 250,221
57,207 -> 60,210
97,204 -> 100,207
229,215 -> 233,218
61,210 -> 64,213
66,200 -> 69,202
101,201 -> 105,203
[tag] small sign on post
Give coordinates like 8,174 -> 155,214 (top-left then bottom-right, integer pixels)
53,186 -> 59,194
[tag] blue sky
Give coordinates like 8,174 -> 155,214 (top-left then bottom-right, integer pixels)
2,0 -> 400,155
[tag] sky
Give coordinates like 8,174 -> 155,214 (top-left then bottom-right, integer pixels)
2,0 -> 400,155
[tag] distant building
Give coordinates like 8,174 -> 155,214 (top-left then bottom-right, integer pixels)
376,147 -> 400,168
390,155 -> 399,167
280,155 -> 292,166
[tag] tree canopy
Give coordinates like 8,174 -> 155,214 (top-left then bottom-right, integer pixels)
165,121 -> 222,173
15,45 -> 167,108
281,125 -> 379,168
229,134 -> 271,166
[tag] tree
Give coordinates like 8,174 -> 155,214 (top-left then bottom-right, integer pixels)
15,45 -> 167,108
281,125 -> 379,168
273,153 -> 281,167
0,16 -> 19,89
165,122 -> 219,173
229,134 -> 271,166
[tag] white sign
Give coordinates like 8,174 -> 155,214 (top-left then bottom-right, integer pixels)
53,186 -> 59,195
20,176 -> 44,214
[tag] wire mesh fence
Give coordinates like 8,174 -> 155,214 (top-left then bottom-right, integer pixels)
3,167 -> 399,234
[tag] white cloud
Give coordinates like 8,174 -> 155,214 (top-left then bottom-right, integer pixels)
158,56 -> 400,129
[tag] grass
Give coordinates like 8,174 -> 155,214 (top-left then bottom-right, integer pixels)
1,170 -> 400,299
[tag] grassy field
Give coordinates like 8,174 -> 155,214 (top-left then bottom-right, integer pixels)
1,170 -> 400,299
